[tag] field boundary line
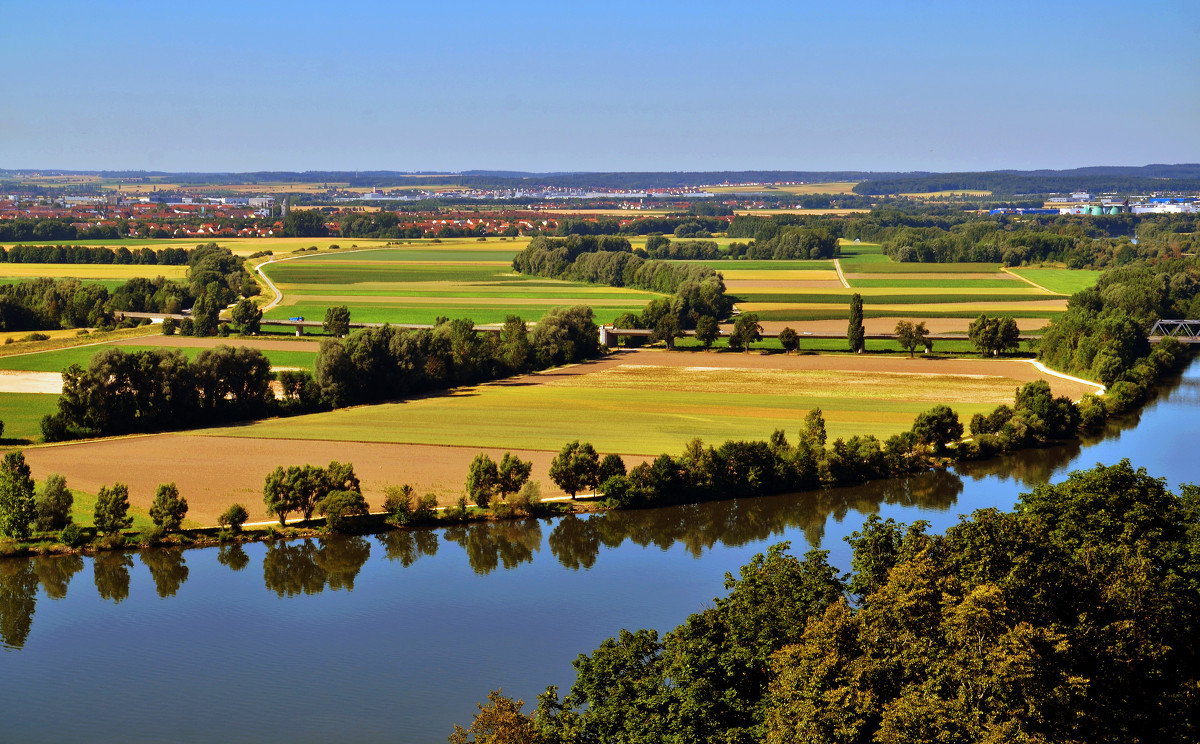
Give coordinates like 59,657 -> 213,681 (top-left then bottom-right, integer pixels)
1023,359 -> 1105,396
0,326 -> 160,361
833,259 -> 850,289
1002,267 -> 1058,294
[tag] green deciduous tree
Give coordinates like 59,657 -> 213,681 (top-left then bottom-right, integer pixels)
596,453 -> 626,485
968,313 -> 1020,357
35,473 -> 73,532
231,298 -> 262,334
218,503 -> 249,534
467,453 -> 500,508
894,319 -> 930,357
911,404 -> 964,452
93,482 -> 133,535
149,482 -> 188,531
778,327 -> 800,355
848,293 -> 865,352
323,305 -> 350,337
383,484 -> 416,524
190,283 -> 220,337
650,313 -> 684,350
729,312 -> 763,353
549,440 -> 600,499
318,490 -> 370,533
800,407 -> 828,450
694,314 -> 719,350
497,453 -> 533,501
499,314 -> 531,372
0,451 -> 36,539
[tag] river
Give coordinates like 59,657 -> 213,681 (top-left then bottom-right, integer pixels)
2,358 -> 1197,743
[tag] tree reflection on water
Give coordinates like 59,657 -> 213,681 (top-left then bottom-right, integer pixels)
262,538 -> 371,597
376,529 -> 439,567
141,548 -> 189,598
443,519 -> 543,575
93,551 -> 133,604
0,559 -> 38,649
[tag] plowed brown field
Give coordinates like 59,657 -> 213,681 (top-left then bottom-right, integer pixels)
21,436 -> 638,526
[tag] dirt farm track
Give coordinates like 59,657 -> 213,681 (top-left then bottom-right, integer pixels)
15,349 -> 1099,526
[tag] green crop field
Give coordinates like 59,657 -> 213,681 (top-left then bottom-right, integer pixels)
0,392 -> 60,442
0,344 -> 317,372
260,243 -> 668,326
202,361 -> 1031,456
1008,268 -> 1102,295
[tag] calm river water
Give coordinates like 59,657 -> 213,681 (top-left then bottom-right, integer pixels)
2,358 -> 1198,743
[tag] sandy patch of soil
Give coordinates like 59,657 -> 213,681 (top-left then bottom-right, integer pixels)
0,370 -> 63,394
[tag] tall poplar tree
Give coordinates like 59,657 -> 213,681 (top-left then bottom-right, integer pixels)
848,294 -> 865,353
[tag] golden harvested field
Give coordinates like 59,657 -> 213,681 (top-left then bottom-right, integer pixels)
0,263 -> 189,281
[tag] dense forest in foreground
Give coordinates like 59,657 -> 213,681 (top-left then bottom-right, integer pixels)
452,460 -> 1200,744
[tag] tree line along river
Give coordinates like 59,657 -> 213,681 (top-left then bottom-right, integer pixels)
1,357 -> 1197,743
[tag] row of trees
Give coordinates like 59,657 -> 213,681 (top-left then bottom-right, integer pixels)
313,306 -> 600,408
726,210 -> 1197,269
0,450 -> 198,544
458,460 -> 1200,743
1,244 -> 190,265
262,461 -> 364,527
536,375 -> 1096,516
726,225 -> 840,260
42,345 -> 274,440
512,236 -> 732,327
40,305 -> 604,440
0,243 -> 255,333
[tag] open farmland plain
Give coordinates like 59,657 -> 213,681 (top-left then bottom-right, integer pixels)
18,347 -> 1098,525
0,261 -> 189,293
258,239 -> 667,325
719,241 -> 1087,334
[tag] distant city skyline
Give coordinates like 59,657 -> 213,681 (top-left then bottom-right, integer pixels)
2,0 -> 1197,173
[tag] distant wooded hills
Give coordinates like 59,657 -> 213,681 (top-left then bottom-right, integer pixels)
3,165 -> 1198,195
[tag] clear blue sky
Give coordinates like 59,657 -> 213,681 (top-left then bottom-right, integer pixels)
1,0 -> 1197,173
